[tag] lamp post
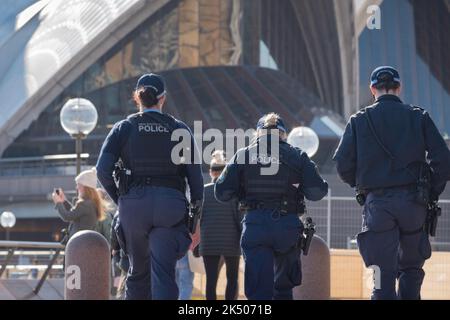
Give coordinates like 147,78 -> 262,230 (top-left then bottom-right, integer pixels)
1,211 -> 16,241
287,126 -> 320,158
60,98 -> 98,175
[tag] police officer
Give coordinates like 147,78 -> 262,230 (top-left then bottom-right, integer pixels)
333,66 -> 450,300
215,113 -> 328,300
96,73 -> 204,300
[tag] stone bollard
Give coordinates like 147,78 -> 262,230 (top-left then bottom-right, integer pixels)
64,230 -> 110,300
293,235 -> 330,300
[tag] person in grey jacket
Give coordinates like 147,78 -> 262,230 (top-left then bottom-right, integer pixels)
53,168 -> 104,239
200,150 -> 242,300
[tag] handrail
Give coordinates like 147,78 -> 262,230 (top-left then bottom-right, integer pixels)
347,238 -> 450,249
0,250 -> 65,255
0,154 -> 89,163
0,241 -> 64,250
0,154 -> 94,177
2,265 -> 63,270
0,241 -> 65,295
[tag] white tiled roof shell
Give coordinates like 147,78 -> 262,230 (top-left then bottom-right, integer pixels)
0,0 -> 169,155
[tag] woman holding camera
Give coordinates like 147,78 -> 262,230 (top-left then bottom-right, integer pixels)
52,167 -> 105,240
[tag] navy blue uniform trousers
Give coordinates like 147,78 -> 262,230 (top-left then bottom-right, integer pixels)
357,189 -> 432,300
241,210 -> 303,300
119,186 -> 191,300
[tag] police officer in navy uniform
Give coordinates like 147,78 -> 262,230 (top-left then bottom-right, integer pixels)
96,74 -> 204,300
334,66 -> 450,300
215,113 -> 328,300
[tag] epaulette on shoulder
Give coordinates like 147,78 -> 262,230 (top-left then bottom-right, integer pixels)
363,103 -> 377,112
204,182 -> 215,188
353,108 -> 367,118
281,142 -> 302,158
161,113 -> 183,128
353,103 -> 375,119
126,112 -> 142,120
165,113 -> 177,122
282,141 -> 298,152
410,104 -> 425,112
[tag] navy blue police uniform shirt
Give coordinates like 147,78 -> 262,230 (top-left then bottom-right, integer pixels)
333,94 -> 450,198
96,109 -> 204,204
214,138 -> 329,203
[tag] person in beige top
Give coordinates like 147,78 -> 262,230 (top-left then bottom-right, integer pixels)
52,168 -> 106,239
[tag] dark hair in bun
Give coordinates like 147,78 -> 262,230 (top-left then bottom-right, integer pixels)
373,73 -> 400,91
134,86 -> 158,108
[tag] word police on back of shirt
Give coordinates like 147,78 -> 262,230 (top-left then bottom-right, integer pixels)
138,122 -> 170,133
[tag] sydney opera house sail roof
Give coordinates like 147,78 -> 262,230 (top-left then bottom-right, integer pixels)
0,0 -> 352,162
0,0 -> 172,155
1,0 -> 449,164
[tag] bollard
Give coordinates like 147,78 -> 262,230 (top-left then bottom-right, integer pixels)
64,230 -> 110,300
293,235 -> 330,300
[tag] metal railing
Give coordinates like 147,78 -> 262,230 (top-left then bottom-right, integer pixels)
307,190 -> 450,250
346,238 -> 450,250
0,241 -> 64,295
0,154 -> 91,177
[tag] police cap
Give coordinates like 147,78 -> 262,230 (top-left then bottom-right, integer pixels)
136,73 -> 166,99
370,66 -> 401,87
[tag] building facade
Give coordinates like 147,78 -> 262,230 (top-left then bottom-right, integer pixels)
355,0 -> 450,135
0,0 -> 354,241
1,0 -> 448,245
1,0 -> 353,161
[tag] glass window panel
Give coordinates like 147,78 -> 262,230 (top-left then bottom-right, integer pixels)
192,87 -> 216,108
103,84 -> 121,114
84,62 -> 105,93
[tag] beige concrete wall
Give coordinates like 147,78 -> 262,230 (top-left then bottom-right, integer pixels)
191,250 -> 450,300
331,249 -> 450,300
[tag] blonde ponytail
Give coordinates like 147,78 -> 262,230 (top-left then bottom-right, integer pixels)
256,113 -> 287,140
263,113 -> 279,128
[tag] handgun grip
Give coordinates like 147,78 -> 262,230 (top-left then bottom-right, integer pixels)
188,212 -> 199,234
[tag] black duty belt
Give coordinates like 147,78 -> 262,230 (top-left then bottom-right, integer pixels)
134,177 -> 185,193
239,201 -> 298,215
367,183 -> 416,196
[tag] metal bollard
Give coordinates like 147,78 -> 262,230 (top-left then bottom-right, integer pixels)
293,235 -> 330,300
64,230 -> 110,300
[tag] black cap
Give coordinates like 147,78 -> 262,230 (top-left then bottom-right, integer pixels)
256,115 -> 287,133
370,66 -> 401,87
135,73 -> 166,98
